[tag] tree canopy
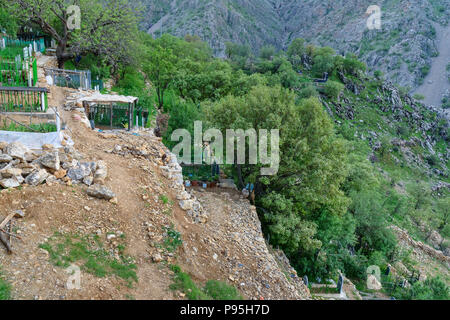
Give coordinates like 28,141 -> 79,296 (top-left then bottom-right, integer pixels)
5,0 -> 139,68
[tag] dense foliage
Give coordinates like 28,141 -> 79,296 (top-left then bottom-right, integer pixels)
4,1 -> 448,299
55,31 -> 450,296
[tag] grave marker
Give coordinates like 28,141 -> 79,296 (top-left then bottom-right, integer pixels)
337,274 -> 344,294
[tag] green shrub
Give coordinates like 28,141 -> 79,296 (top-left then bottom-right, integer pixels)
169,265 -> 242,300
0,120 -> 57,133
396,124 -> 410,137
324,81 -> 344,99
312,47 -> 336,76
420,65 -> 430,78
0,269 -> 11,300
425,154 -> 439,166
392,276 -> 449,300
298,85 -> 318,99
374,70 -> 384,80
342,53 -> 366,75
442,97 -> 450,109
163,226 -> 183,253
203,280 -> 243,300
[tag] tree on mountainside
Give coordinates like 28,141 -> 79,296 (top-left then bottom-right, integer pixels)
4,0 -> 139,68
204,86 -> 350,261
312,46 -> 336,76
142,44 -> 176,109
287,38 -> 307,70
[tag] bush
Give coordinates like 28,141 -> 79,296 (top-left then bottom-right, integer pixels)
396,124 -> 410,137
420,65 -> 430,78
324,81 -> 344,99
374,70 -> 384,80
442,97 -> 450,109
203,280 -> 243,300
170,265 -> 242,300
392,276 -> 449,300
0,269 -> 11,300
312,47 -> 336,76
298,85 -> 318,99
425,154 -> 439,166
413,94 -> 425,100
342,53 -> 366,75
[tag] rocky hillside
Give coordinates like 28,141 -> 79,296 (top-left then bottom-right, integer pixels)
141,0 -> 449,91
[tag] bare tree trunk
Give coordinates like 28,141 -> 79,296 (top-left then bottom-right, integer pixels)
56,38 -> 74,69
235,163 -> 245,190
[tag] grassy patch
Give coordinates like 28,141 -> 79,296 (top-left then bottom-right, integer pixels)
169,265 -> 243,300
163,225 -> 183,253
0,121 -> 57,133
159,194 -> 170,204
0,269 -> 11,300
39,232 -> 138,286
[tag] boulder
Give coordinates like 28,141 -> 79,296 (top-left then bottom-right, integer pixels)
46,175 -> 58,185
20,167 -> 35,177
179,199 -> 194,211
0,154 -> 12,163
41,144 -> 55,151
25,169 -> 49,186
428,230 -> 443,250
87,184 -> 116,200
53,169 -> 67,179
0,168 -> 22,178
444,247 -> 450,257
176,191 -> 191,201
37,151 -> 60,170
83,176 -> 93,186
67,163 -> 91,181
62,159 -> 79,170
6,142 -> 30,160
94,160 -> 107,183
0,177 -> 21,188
219,179 -> 237,189
24,151 -> 37,162
152,253 -> 163,263
64,146 -> 84,160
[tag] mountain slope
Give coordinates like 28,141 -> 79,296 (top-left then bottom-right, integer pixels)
141,0 -> 449,92
413,22 -> 450,107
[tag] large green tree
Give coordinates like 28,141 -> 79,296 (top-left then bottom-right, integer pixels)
204,86 -> 350,260
5,0 -> 139,68
142,44 -> 176,109
0,6 -> 18,35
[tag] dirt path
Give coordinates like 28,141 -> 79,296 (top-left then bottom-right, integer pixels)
58,108 -> 178,300
414,22 -> 450,107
